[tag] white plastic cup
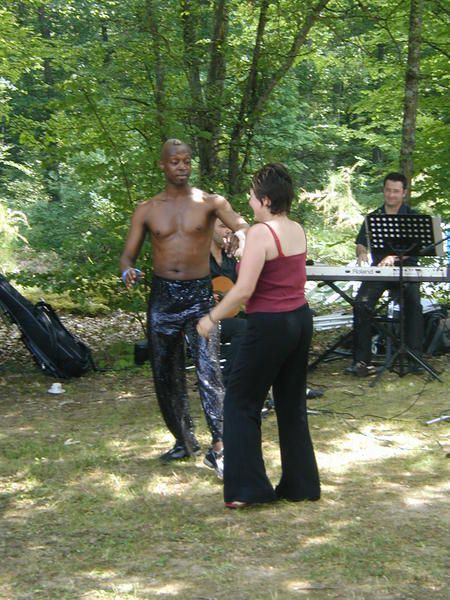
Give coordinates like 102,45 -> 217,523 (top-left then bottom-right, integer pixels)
48,382 -> 64,394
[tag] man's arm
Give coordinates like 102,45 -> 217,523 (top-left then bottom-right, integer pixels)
213,195 -> 249,234
213,195 -> 249,256
119,204 -> 147,287
197,225 -> 266,338
357,243 -> 399,267
356,243 -> 369,266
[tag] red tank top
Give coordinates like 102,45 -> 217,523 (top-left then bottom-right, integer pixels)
243,222 -> 308,314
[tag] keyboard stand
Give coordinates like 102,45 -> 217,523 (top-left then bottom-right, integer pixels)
371,249 -> 442,383
308,278 -> 442,382
308,281 -> 387,371
364,214 -> 444,384
308,328 -> 353,370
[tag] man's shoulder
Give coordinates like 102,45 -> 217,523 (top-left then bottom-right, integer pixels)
191,187 -> 226,204
135,193 -> 165,210
367,205 -> 384,216
400,203 -> 419,215
130,196 -> 163,225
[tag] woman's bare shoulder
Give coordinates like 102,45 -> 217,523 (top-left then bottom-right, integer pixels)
247,222 -> 272,239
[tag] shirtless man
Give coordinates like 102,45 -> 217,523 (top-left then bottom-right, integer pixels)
120,139 -> 248,477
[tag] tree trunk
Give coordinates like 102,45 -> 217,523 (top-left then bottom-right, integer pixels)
227,0 -> 331,195
204,0 -> 228,185
180,0 -> 229,187
228,0 -> 270,195
180,1 -> 211,181
144,0 -> 167,143
37,5 -> 61,202
400,0 -> 423,201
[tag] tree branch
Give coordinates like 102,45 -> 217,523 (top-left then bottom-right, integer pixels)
254,0 -> 331,118
113,96 -> 153,107
422,39 -> 450,59
82,89 -> 134,206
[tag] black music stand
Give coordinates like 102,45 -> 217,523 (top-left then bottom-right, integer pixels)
365,213 -> 443,381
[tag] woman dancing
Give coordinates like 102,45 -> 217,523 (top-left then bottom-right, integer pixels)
197,163 -> 320,508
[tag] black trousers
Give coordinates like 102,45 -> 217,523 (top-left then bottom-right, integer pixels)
219,316 -> 247,387
223,304 -> 320,504
147,275 -> 224,451
353,281 -> 423,364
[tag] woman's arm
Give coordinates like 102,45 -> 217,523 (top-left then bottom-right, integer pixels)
197,225 -> 268,338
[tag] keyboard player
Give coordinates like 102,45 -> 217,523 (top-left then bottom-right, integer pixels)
350,172 -> 424,377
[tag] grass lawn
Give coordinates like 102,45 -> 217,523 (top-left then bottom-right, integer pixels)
0,330 -> 449,599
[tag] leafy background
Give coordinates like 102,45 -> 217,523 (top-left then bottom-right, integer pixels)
1,0 -> 449,310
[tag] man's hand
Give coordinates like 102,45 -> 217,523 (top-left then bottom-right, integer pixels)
356,243 -> 369,266
223,229 -> 246,257
378,255 -> 397,267
122,267 -> 144,289
357,251 -> 369,266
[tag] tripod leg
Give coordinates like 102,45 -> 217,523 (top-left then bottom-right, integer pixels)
374,345 -> 442,383
405,348 -> 442,381
369,347 -> 400,387
308,330 -> 353,370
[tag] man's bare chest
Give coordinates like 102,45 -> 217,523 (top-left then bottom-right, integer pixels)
146,203 -> 212,239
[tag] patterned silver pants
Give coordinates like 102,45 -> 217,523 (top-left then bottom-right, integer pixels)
147,275 -> 224,451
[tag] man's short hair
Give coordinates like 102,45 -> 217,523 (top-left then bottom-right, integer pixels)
251,163 -> 295,215
383,172 -> 407,190
161,138 -> 192,159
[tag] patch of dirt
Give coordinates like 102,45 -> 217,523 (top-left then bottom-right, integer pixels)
0,310 -> 145,371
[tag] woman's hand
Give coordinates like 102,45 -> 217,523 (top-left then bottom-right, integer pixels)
197,314 -> 215,339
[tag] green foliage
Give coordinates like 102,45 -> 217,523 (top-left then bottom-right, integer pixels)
9,170 -> 151,310
299,164 -> 365,264
0,144 -> 31,271
0,0 -> 448,307
0,197 -> 29,271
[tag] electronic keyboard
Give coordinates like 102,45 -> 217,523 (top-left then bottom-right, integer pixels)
306,265 -> 450,283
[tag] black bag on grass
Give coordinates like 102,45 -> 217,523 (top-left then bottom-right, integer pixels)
0,274 -> 95,378
423,305 -> 450,355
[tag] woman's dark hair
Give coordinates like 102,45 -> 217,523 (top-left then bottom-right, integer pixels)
251,163 -> 295,215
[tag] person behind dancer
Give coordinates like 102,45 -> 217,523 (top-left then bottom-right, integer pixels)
197,163 -> 320,508
120,139 -> 248,477
350,172 -> 424,377
210,218 -> 247,387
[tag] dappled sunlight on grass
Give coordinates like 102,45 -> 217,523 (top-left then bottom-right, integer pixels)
74,469 -> 138,500
1,359 -> 449,599
302,534 -> 335,547
146,470 -> 212,498
146,582 -> 189,596
284,579 -> 333,593
402,481 -> 450,508
317,424 -> 432,474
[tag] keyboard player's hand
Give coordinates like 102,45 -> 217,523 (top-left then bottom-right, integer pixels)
378,255 -> 397,267
357,253 -> 369,266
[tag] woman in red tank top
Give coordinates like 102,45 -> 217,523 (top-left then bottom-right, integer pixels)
197,164 -> 320,509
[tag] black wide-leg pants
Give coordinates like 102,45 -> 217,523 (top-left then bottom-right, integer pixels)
223,304 -> 320,504
147,275 -> 224,451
